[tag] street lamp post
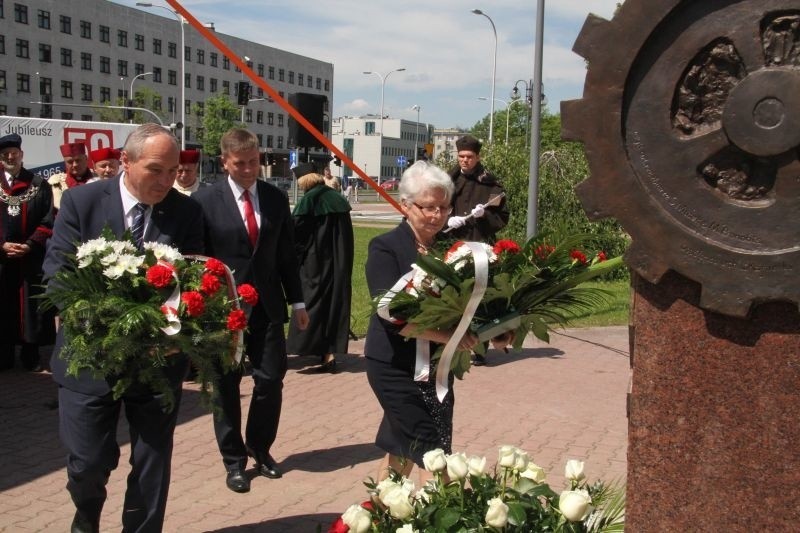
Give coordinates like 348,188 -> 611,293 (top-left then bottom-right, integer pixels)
512,79 -> 532,148
136,2 -> 185,149
528,0 -> 546,238
129,72 -> 153,123
239,56 -> 250,122
363,67 -> 405,180
412,105 -> 420,161
472,9 -> 497,144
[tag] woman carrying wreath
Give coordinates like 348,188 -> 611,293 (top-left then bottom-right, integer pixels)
365,161 -> 479,484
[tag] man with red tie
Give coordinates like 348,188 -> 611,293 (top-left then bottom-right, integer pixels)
89,147 -> 121,180
49,142 -> 96,210
192,128 -> 309,493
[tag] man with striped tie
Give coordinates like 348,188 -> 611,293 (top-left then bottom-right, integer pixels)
43,123 -> 204,533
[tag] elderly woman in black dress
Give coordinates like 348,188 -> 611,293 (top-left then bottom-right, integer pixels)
365,161 -> 479,483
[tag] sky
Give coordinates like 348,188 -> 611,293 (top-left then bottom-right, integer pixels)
115,0 -> 621,130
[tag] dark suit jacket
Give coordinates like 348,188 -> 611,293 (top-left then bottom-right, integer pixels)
364,220 -> 422,366
43,175 -> 205,395
192,178 -> 303,324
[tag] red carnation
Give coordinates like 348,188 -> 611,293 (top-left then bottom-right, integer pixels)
237,283 -> 259,306
493,239 -> 521,255
444,240 -> 465,261
146,264 -> 174,289
200,273 -> 222,295
328,517 -> 349,533
226,309 -> 248,331
596,251 -> 607,262
570,249 -> 588,265
534,244 -> 555,260
181,291 -> 205,317
205,257 -> 227,276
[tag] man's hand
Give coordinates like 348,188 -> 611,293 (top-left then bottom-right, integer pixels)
293,308 -> 310,330
2,242 -> 31,258
471,204 -> 486,219
447,216 -> 467,229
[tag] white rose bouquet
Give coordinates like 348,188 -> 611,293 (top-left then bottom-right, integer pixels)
330,445 -> 625,532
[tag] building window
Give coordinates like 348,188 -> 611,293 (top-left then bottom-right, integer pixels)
288,71 -> 294,84
209,78 -> 217,93
257,87 -> 263,97
60,15 -> 71,34
61,80 -> 73,99
278,69 -> 284,82
277,136 -> 283,149
222,80 -> 230,95
316,77 -> 321,90
324,79 -> 330,91
298,73 -> 304,86
184,73 -> 190,88
100,86 -> 111,103
153,38 -> 161,55
153,67 -> 161,83
60,47 -> 72,67
0,35 -> 4,55
168,42 -> 176,58
118,60 -> 128,77
61,112 -> 73,119
81,83 -> 92,102
153,95 -> 161,111
14,3 -> 27,24
117,88 -> 125,100
118,30 -> 127,47
256,134 -> 263,146
81,52 -> 91,70
37,9 -> 49,29
80,20 -> 91,39
195,101 -> 204,116
17,107 -> 31,116
245,109 -> 252,122
278,114 -> 284,127
135,34 -> 144,51
267,112 -> 274,125
307,75 -> 312,88
256,110 -> 263,124
167,96 -> 175,113
16,73 -> 30,92
99,25 -> 109,43
168,70 -> 176,85
210,52 -> 217,67
258,64 -> 264,77
81,114 -> 93,121
39,43 -> 51,62
135,63 -> 144,76
197,49 -> 204,64
0,105 -> 7,116
196,75 -> 204,91
100,56 -> 110,73
266,135 -> 273,148
39,77 -> 52,96
15,38 -> 29,58
268,66 -> 275,80
222,56 -> 230,70
185,99 -> 191,115
184,45 -> 190,61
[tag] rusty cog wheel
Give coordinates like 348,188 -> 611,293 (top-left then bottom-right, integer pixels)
563,0 -> 800,317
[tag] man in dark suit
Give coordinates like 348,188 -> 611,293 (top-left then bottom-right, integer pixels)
193,128 -> 308,493
43,123 -> 204,533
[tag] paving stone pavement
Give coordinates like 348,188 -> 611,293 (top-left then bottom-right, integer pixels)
0,326 -> 629,532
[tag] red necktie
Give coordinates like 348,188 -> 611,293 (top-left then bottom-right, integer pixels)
242,190 -> 258,247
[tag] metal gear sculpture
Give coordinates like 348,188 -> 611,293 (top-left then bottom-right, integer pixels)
562,0 -> 800,317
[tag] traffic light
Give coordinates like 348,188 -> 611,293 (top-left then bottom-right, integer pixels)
237,81 -> 250,106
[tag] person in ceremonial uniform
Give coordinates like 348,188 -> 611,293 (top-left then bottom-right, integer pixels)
89,147 -> 121,180
0,133 -> 54,371
49,142 -> 96,210
172,149 -> 203,195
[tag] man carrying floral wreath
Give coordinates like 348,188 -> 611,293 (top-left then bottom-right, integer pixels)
43,123 -> 205,533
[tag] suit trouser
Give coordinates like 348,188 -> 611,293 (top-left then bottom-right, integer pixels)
58,361 -> 186,533
213,304 -> 287,470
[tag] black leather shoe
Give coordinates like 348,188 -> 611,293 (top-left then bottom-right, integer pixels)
246,445 -> 282,479
225,468 -> 250,493
313,359 -> 337,374
71,511 -> 100,533
472,354 -> 487,366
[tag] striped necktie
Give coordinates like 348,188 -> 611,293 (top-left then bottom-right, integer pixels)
131,202 -> 147,249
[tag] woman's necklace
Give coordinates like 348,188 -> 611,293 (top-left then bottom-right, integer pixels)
415,238 -> 431,255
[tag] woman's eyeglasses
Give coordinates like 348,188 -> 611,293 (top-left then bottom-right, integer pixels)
411,202 -> 453,216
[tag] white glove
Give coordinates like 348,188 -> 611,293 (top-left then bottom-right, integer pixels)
447,216 -> 467,229
471,204 -> 486,218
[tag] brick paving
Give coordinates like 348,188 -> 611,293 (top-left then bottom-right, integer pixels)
0,326 -> 629,532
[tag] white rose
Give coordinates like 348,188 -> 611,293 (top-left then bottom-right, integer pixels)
467,455 -> 487,477
377,478 -> 399,501
513,450 -> 530,471
485,497 -> 509,528
382,484 -> 414,520
446,453 -> 469,480
564,459 -> 586,482
341,504 -> 372,533
559,489 -> 592,522
498,445 -> 518,468
422,448 -> 447,472
520,462 -> 546,484
396,525 -> 418,533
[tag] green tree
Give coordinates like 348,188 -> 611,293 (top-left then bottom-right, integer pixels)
193,94 -> 242,158
95,86 -> 168,125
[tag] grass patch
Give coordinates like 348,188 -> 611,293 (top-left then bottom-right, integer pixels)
348,226 -> 630,336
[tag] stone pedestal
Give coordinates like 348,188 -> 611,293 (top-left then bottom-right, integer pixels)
627,271 -> 800,531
